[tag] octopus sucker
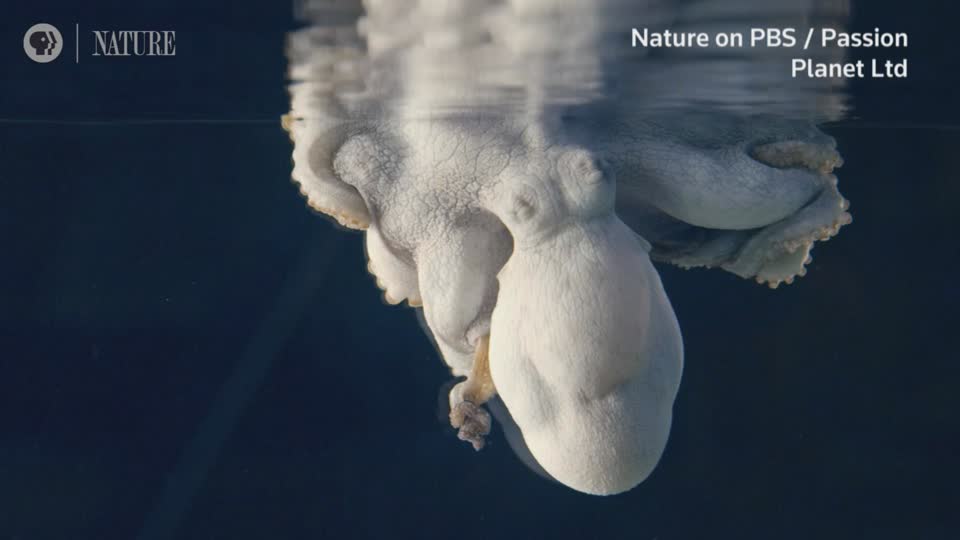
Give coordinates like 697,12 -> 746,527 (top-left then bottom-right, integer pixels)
305,202 -> 370,230
751,139 -> 844,175
281,113 -> 294,134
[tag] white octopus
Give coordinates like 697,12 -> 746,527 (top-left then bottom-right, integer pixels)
284,0 -> 852,495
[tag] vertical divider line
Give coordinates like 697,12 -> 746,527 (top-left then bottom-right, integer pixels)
75,23 -> 78,63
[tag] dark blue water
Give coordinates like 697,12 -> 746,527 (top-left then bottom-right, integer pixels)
1,1 -> 958,539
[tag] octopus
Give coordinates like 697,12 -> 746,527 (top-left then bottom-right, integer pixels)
283,0 -> 852,495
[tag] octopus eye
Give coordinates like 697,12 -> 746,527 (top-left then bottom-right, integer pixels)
510,195 -> 537,222
564,150 -> 608,184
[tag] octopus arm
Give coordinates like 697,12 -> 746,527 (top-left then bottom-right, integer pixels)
364,224 -> 422,306
609,116 -> 851,288
720,176 -> 852,288
288,121 -> 372,230
641,175 -> 851,288
415,217 -> 511,376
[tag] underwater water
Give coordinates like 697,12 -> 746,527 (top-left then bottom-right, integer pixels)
1,0 -> 958,538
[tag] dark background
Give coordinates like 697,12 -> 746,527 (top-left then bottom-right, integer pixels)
1,1 -> 958,539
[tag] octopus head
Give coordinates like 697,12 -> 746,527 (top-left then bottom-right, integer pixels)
488,146 -> 683,495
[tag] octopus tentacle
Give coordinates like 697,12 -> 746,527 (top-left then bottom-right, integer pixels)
415,221 -> 510,377
653,175 -> 851,288
449,335 -> 496,451
288,120 -> 372,230
722,175 -> 852,288
364,224 -> 422,306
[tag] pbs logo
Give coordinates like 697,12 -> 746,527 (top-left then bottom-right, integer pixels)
24,23 -> 63,63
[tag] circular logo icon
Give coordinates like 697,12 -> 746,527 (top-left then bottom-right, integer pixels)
24,23 -> 63,63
